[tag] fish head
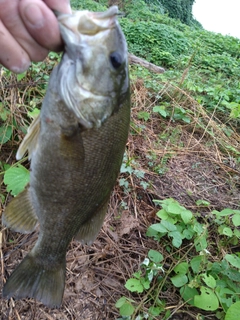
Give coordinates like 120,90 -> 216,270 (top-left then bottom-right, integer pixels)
57,6 -> 129,129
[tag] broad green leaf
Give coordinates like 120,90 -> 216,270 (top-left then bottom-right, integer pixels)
190,256 -> 204,274
149,223 -> 167,233
234,229 -> 240,238
216,287 -> 235,296
218,208 -> 234,216
201,274 -> 216,289
194,236 -> 207,252
142,279 -> 150,290
115,296 -> 127,308
222,227 -> 233,237
125,279 -> 144,293
180,285 -> 199,306
169,231 -> 182,248
225,301 -> 240,320
180,210 -> 193,224
161,220 -> 177,231
174,262 -> 189,275
119,303 -> 135,316
232,213 -> 240,227
225,254 -> 240,269
0,105 -> 10,121
133,271 -> 141,279
196,199 -> 210,206
137,111 -> 150,121
28,108 -> 40,119
183,228 -> 195,240
156,209 -> 168,220
148,249 -> 163,263
148,306 -> 162,316
0,125 -> 12,144
17,72 -> 26,81
167,202 -> 183,214
4,164 -> 30,196
171,274 -> 188,287
153,105 -> 167,117
194,287 -> 219,311
193,222 -> 204,235
146,227 -> 158,238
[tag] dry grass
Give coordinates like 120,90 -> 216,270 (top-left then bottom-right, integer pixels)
1,68 -> 240,319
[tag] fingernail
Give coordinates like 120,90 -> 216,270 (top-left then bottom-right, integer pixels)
11,58 -> 31,74
24,4 -> 44,28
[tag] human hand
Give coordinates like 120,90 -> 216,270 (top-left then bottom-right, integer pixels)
0,0 -> 71,73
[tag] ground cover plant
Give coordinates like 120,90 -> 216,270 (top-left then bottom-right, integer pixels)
1,0 -> 240,319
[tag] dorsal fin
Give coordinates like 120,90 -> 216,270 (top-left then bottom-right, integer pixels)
16,115 -> 41,160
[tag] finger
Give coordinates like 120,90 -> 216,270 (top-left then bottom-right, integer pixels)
0,20 -> 31,73
0,0 -> 48,63
43,0 -> 72,13
20,0 -> 71,52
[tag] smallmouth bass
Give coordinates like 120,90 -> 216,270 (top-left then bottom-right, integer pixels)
2,6 -> 130,308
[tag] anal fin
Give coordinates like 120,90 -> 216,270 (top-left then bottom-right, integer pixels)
2,186 -> 38,233
75,200 -> 109,245
16,114 -> 41,160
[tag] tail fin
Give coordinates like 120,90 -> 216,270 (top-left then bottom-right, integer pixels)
3,253 -> 66,308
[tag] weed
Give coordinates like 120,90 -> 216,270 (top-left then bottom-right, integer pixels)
116,198 -> 240,319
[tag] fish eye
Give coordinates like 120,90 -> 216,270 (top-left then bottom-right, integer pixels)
110,52 -> 123,69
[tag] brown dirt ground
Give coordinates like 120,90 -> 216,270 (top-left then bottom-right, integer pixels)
1,77 -> 240,319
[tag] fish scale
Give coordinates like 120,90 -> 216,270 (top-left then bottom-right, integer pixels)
2,6 -> 130,308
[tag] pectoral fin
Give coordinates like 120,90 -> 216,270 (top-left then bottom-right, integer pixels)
75,200 -> 109,245
16,115 -> 41,160
2,186 -> 38,234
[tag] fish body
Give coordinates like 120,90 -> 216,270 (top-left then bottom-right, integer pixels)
2,6 -> 130,307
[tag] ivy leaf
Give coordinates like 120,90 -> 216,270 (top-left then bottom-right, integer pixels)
4,164 -> 30,196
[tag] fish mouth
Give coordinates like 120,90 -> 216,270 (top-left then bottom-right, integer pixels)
56,6 -> 118,37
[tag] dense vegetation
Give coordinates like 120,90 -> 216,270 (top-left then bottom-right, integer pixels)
1,1 -> 240,319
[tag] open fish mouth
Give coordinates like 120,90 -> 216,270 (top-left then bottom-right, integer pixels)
57,6 -> 118,36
